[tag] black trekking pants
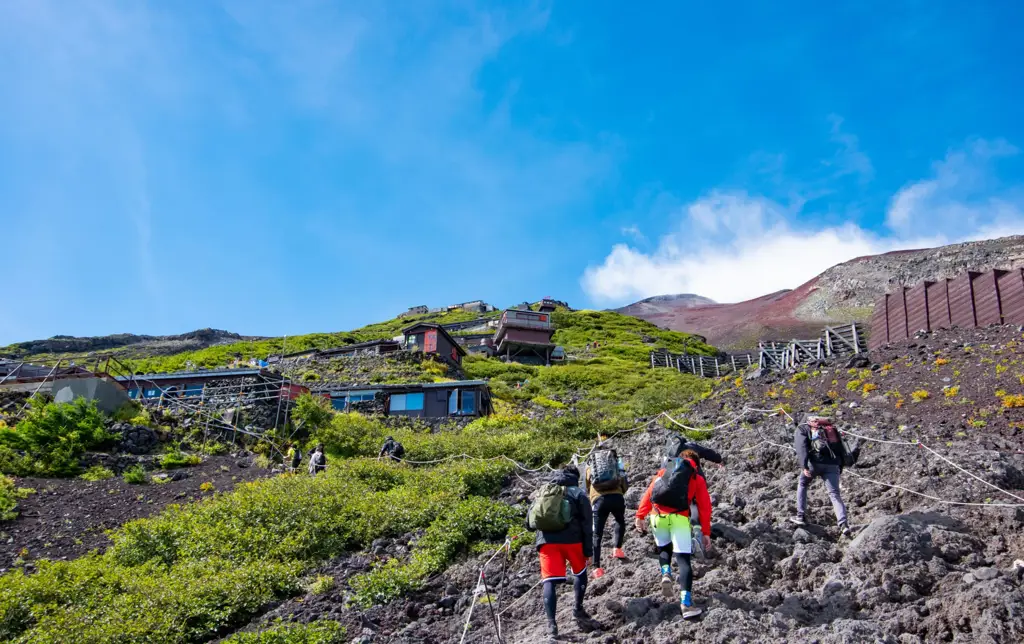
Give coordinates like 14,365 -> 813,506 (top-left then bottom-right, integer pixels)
593,494 -> 626,568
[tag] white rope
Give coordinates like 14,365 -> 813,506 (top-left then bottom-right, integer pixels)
844,469 -> 1024,508
495,579 -> 544,617
918,442 -> 1024,504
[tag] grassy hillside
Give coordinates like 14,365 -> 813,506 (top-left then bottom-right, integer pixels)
0,307 -> 719,642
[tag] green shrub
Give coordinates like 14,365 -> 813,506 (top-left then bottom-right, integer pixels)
531,396 -> 566,409
80,465 -> 115,481
222,621 -> 345,644
160,451 -> 202,469
0,555 -> 298,643
350,496 -> 520,606
0,475 -> 33,521
123,465 -> 147,484
303,575 -> 335,595
0,398 -> 116,476
292,394 -> 334,435
108,459 -> 512,568
255,454 -> 272,469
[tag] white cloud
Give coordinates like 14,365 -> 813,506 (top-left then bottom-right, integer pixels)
620,225 -> 647,243
826,114 -> 874,182
583,139 -> 1024,304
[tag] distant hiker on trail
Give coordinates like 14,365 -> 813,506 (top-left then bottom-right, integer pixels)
791,415 -> 856,536
286,444 -> 302,472
526,465 -> 602,639
308,444 -> 327,475
636,448 -> 713,618
583,448 -> 628,579
378,436 -> 405,462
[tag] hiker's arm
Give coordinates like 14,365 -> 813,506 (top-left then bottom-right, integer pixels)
794,426 -> 808,469
578,492 -> 594,558
635,476 -> 657,521
694,475 -> 712,536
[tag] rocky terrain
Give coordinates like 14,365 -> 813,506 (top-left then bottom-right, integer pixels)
1,328 -> 257,359
256,324 -> 1024,643
622,235 -> 1024,348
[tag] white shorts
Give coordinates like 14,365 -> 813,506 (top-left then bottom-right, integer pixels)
650,513 -> 692,554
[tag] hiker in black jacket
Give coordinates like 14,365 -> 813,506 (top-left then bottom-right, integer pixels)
791,416 -> 850,535
525,466 -> 601,639
378,436 -> 404,462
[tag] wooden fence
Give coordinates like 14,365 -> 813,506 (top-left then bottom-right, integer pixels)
650,350 -> 757,377
651,322 -> 866,377
757,323 -> 866,370
869,268 -> 1024,350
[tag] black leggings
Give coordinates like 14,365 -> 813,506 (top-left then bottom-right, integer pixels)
658,544 -> 693,592
542,570 -> 587,623
592,494 -> 626,567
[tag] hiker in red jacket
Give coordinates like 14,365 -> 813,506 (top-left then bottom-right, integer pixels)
635,449 -> 712,616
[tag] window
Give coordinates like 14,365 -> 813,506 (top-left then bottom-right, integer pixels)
406,392 -> 424,410
184,383 -> 204,398
127,388 -> 139,399
331,397 -> 347,411
460,390 -> 476,415
143,388 -> 161,399
449,389 -> 458,415
392,392 -> 424,412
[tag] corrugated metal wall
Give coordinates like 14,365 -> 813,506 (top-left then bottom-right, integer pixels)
869,268 -> 1024,349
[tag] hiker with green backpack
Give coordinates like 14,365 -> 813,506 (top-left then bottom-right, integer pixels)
583,448 -> 628,579
526,465 -> 603,639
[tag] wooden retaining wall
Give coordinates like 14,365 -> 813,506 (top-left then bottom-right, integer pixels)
869,268 -> 1024,350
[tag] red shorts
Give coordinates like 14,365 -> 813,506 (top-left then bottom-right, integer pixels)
539,543 -> 588,581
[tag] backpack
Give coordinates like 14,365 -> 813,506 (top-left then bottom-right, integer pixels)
664,435 -> 687,460
651,458 -> 695,510
589,450 -> 622,493
391,442 -> 405,458
810,421 -> 847,463
528,484 -> 572,532
314,452 -> 326,467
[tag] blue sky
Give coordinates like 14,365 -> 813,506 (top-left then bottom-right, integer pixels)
2,1 -> 1023,344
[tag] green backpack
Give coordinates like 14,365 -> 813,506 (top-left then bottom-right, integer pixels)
528,484 -> 572,532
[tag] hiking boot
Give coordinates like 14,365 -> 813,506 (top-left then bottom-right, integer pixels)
789,514 -> 806,526
547,619 -> 559,641
661,574 -> 676,600
612,547 -> 626,559
593,567 -> 605,579
839,522 -> 851,537
573,608 -> 601,633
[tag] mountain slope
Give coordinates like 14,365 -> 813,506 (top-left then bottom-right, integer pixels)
621,235 -> 1024,348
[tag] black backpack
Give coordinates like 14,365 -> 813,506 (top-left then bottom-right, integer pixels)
315,452 -> 327,467
651,458 -> 695,510
589,450 -> 622,493
391,442 -> 405,458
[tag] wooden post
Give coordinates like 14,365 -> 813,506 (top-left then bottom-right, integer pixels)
731,355 -> 737,372
851,323 -> 860,354
715,360 -> 720,377
699,359 -> 705,378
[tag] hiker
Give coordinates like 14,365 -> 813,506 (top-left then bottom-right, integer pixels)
526,465 -> 602,639
286,444 -> 302,473
378,436 -> 405,462
635,448 -> 713,617
661,434 -> 725,474
583,448 -> 628,578
308,443 -> 327,475
792,415 -> 854,535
